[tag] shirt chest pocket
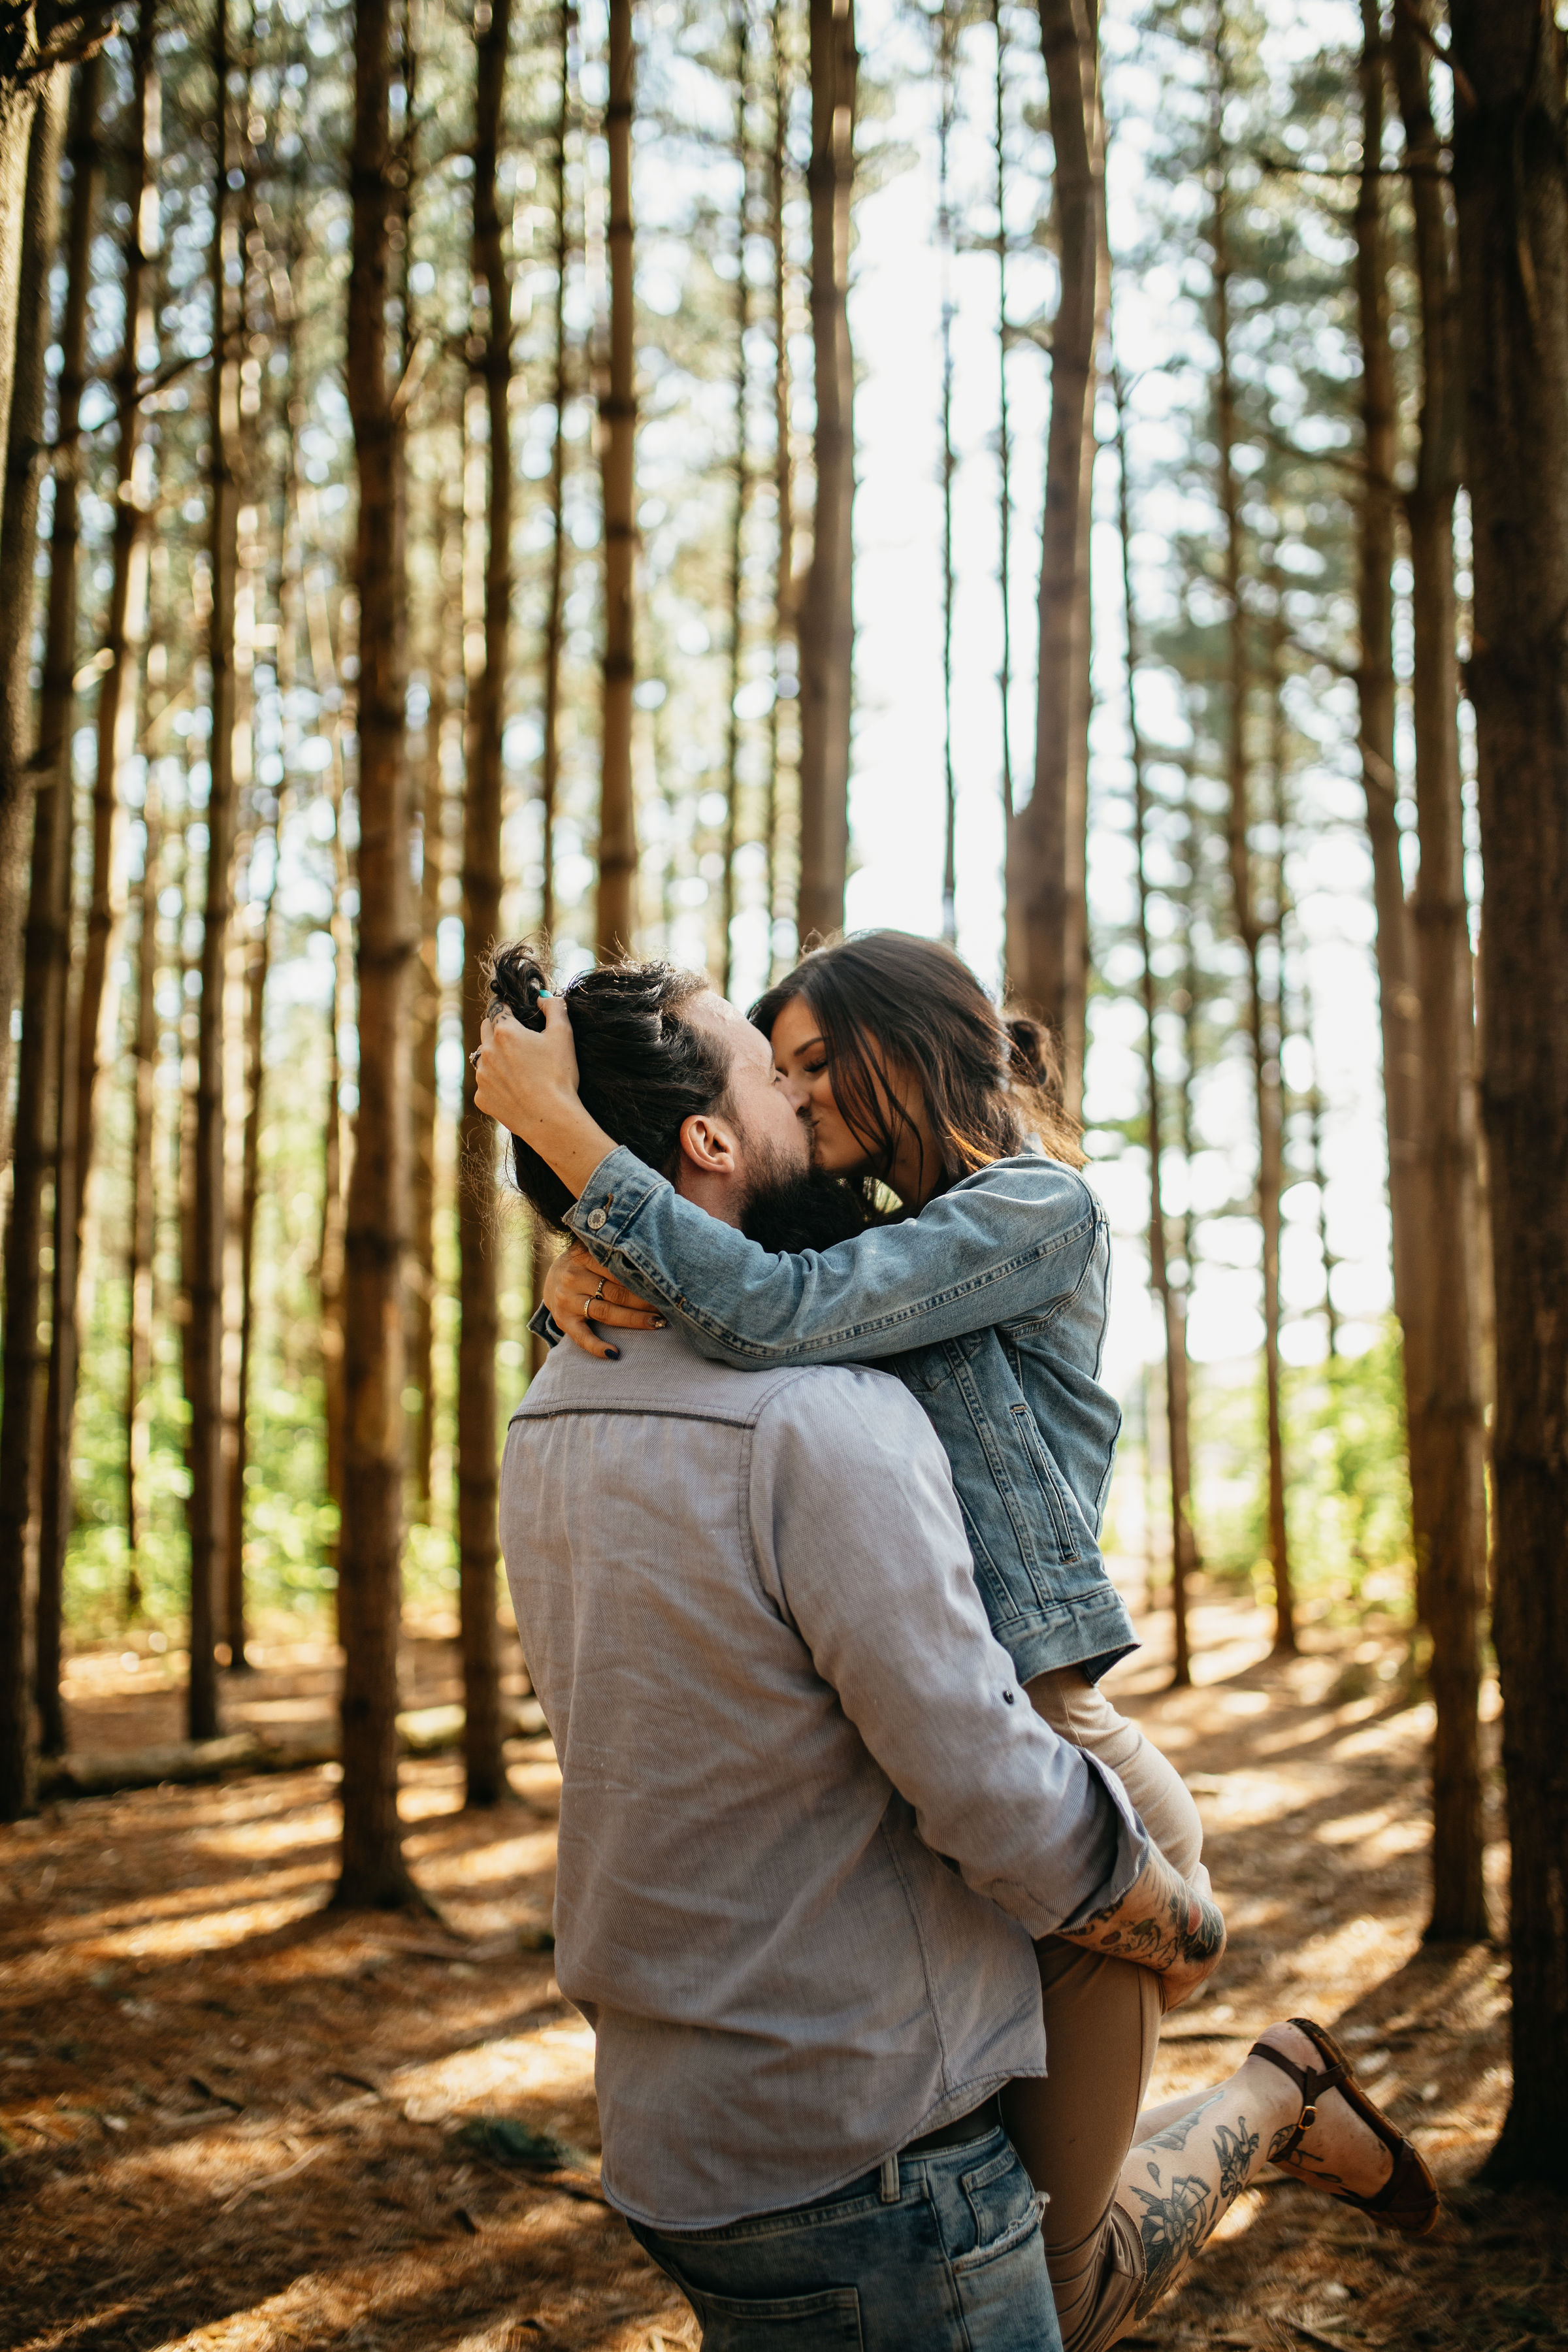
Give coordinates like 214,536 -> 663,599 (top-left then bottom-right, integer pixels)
1007,1404 -> 1084,1563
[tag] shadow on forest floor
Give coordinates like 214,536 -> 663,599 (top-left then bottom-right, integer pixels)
1,1582 -> 1563,2352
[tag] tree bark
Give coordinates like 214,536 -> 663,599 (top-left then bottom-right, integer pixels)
721,1 -> 750,994
539,0 -> 574,949
408,518 -> 448,1521
336,0 -> 419,1907
765,0 -> 794,962
1209,10 -> 1292,1654
1391,0 -> 1488,1948
455,0 -> 511,1812
937,3 -> 956,945
0,63 -> 71,1817
226,803 -> 278,1671
126,774 -> 158,1592
187,0 -> 239,1741
1355,0 -> 1429,1555
1114,363 -> 1194,1688
1449,0 -> 1568,2180
595,0 -> 636,960
0,13 -> 48,1172
796,0 -> 856,946
1005,0 -> 1103,1107
992,0 -> 1014,828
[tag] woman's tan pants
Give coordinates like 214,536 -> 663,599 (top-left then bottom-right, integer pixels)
1000,1669 -> 1206,2352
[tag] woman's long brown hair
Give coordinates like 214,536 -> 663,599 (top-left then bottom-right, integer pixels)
751,931 -> 1084,1208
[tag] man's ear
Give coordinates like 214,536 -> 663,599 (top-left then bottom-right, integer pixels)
676,1109 -> 741,1181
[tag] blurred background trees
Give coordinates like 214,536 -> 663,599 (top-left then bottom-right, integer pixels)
0,0 -> 1561,2165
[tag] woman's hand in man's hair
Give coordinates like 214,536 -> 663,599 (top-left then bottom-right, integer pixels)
545,1243 -> 667,1360
474,992 -> 581,1141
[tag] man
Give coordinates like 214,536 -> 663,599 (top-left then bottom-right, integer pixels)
485,945 -> 1233,2351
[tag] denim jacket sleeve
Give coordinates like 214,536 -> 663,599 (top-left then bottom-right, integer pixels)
563,1144 -> 1103,1369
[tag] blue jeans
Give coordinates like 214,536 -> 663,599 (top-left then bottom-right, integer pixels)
629,2123 -> 1062,2351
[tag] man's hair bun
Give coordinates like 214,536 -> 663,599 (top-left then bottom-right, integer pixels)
486,941 -> 552,1032
1004,1014 -> 1056,1094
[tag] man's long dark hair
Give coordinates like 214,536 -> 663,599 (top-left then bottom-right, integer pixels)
751,930 -> 1084,1209
487,944 -> 731,1232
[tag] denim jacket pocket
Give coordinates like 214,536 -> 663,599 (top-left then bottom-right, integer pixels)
1007,1406 -> 1084,1565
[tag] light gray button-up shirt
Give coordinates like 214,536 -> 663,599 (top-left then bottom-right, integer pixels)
500,1322 -> 1147,2232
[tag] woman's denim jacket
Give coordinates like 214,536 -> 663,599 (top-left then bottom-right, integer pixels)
553,1143 -> 1137,1685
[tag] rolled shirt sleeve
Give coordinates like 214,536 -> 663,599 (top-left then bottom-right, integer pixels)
747,1365 -> 1149,1940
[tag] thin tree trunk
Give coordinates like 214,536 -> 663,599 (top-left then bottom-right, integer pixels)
1450,0 -> 1568,2182
1005,0 -> 1103,1105
937,1 -> 956,945
1392,0 -> 1488,1947
408,517 -> 448,1519
455,0 -> 512,1811
187,0 -> 240,1741
1355,0 -> 1429,1581
0,44 -> 56,1175
336,0 -> 419,1908
721,3 -> 750,996
226,802 -> 277,1672
796,0 -> 856,945
539,0 -> 574,947
1298,969 -> 1339,1358
1209,12 -> 1292,1654
992,0 -> 1014,828
0,65 -> 71,1815
765,0 -> 794,964
126,776 -> 159,1595
1114,363 -> 1193,1688
595,0 -> 637,959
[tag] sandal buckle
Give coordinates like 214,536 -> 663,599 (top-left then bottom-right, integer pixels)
1300,2104 -> 1317,2131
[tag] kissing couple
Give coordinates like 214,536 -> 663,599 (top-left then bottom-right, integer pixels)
472,928 -> 1437,2352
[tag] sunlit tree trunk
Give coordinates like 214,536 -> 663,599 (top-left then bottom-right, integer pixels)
408,515 -> 449,1519
1388,0 -> 1488,1947
226,802 -> 278,1673
540,1 -> 574,951
595,0 -> 637,958
126,776 -> 159,1597
1114,363 -> 1193,1688
1005,0 -> 1103,1106
336,0 -> 419,1907
455,0 -> 512,1811
1354,0 -> 1428,1548
992,0 -> 1014,830
765,0 -> 795,964
0,66 -> 70,1815
0,39 -> 57,1173
187,0 -> 240,1740
1450,0 -> 1568,2179
1209,14 -> 1292,1654
936,3 -> 956,944
796,0 -> 856,945
721,4 -> 750,995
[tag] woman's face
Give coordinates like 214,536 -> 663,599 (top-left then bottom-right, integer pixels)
770,992 -> 933,1191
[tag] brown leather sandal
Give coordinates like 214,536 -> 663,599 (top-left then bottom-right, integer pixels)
1249,2017 -> 1440,2238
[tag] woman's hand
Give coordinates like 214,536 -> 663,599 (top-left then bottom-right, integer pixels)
544,1244 -> 667,1361
473,996 -> 581,1137
472,995 -> 617,1200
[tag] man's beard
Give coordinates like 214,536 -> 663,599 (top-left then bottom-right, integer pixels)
739,1147 -> 870,1254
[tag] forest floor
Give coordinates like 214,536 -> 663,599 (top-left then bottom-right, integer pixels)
3,1576 -> 1563,2352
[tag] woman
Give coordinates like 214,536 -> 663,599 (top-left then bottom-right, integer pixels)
475,931 -> 1434,2345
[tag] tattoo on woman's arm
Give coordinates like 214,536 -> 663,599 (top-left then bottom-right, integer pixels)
1070,1853 -> 1223,1972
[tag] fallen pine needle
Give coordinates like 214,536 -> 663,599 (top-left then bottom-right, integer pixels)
218,2144 -> 325,2213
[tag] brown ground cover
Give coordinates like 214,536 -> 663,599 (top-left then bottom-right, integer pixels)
2,1584 -> 1563,2352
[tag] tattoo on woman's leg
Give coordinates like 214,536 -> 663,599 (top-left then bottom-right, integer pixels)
1128,2164 -> 1213,2311
1213,2115 -> 1259,2206
1144,2091 -> 1223,2153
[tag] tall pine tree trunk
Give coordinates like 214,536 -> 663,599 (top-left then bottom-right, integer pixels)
126,776 -> 159,1591
796,0 -> 856,945
1210,17 -> 1292,1654
455,0 -> 512,1812
540,0 -> 573,949
1392,0 -> 1488,1947
187,0 -> 240,1740
1450,0 -> 1568,2180
721,3 -> 749,996
1005,0 -> 1103,1107
227,805 -> 278,1671
336,0 -> 419,1908
0,41 -> 57,1171
595,0 -> 636,958
937,3 -> 956,944
1115,363 -> 1193,1687
1355,0 -> 1429,1548
409,510 -> 449,1518
765,0 -> 794,958
992,0 -> 1014,827
0,65 -> 71,1815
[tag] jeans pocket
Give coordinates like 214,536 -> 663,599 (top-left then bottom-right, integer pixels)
949,2144 -> 1045,2276
681,2283 -> 864,2348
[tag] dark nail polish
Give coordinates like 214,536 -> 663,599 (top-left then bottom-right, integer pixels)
605,1347 -> 621,1360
